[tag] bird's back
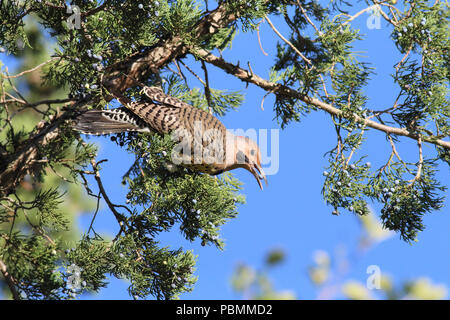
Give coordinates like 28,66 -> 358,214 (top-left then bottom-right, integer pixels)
74,87 -> 229,174
133,87 -> 229,174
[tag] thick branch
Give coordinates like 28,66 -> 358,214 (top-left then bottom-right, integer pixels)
194,48 -> 450,150
102,3 -> 237,97
0,259 -> 20,300
0,102 -> 82,197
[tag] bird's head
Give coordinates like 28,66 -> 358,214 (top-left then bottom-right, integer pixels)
232,135 -> 267,190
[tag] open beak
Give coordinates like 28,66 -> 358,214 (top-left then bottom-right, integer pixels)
250,162 -> 268,190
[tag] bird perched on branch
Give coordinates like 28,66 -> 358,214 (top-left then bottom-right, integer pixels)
74,85 -> 267,189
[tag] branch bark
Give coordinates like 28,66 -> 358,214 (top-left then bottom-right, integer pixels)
0,259 -> 20,300
101,3 -> 237,96
0,109 -> 73,197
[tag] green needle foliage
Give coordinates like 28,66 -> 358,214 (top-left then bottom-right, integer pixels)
1,0 -> 245,300
0,0 -> 448,300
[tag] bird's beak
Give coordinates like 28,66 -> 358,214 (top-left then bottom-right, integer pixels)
250,162 -> 267,190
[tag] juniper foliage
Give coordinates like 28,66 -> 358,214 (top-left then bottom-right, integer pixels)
0,0 -> 448,300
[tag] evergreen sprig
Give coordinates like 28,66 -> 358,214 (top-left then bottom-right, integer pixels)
0,0 -> 448,300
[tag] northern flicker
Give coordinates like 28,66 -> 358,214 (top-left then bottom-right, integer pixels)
74,86 -> 267,189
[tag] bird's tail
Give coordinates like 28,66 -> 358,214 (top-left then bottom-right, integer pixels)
73,107 -> 151,135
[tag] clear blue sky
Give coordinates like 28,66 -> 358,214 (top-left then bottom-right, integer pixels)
3,1 -> 449,300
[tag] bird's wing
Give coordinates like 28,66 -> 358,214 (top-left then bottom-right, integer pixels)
125,101 -> 182,134
141,86 -> 193,109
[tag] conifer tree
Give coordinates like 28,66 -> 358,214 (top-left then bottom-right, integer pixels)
0,0 -> 448,299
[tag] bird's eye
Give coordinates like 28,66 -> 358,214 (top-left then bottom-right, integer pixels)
250,149 -> 256,156
236,151 -> 250,163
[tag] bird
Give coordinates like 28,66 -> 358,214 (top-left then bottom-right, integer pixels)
73,85 -> 267,189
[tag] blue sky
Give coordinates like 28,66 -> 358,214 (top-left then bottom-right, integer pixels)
81,3 -> 449,299
2,1 -> 449,300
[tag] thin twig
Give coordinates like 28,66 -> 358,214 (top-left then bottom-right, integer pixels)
178,59 -> 206,86
4,57 -> 59,79
4,68 -> 29,105
87,191 -> 102,236
388,135 -> 415,176
265,15 -> 312,66
409,135 -> 423,185
91,159 -> 131,233
260,90 -> 272,111
378,149 -> 395,177
296,0 -> 321,34
383,3 -> 400,24
170,59 -> 188,85
395,46 -> 412,72
369,90 -> 403,119
345,128 -> 366,167
371,1 -> 398,26
200,60 -> 214,113
257,19 -> 269,56
342,4 -> 378,26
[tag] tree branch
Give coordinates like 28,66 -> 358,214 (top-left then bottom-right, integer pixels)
4,57 -> 60,79
91,159 -> 131,234
193,48 -> 450,150
0,102 -> 83,197
101,2 -> 237,97
265,15 -> 312,65
0,259 -> 20,300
